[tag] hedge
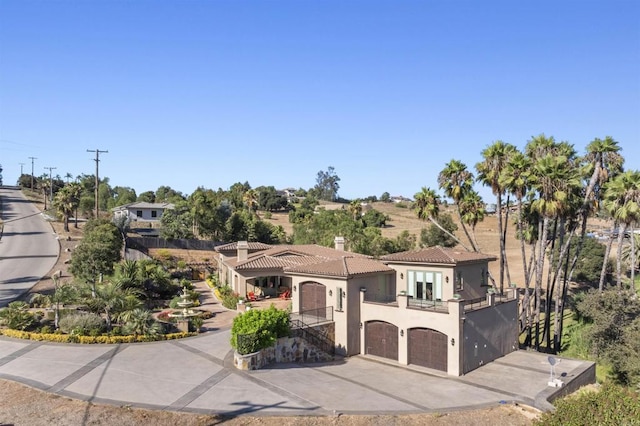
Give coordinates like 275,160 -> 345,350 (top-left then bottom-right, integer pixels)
0,328 -> 195,344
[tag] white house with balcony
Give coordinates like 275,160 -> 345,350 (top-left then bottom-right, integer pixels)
112,202 -> 174,222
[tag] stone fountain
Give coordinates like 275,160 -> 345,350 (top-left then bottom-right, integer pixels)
169,286 -> 198,332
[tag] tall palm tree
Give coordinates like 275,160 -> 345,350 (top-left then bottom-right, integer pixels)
500,151 -> 533,289
438,159 -> 477,251
603,171 -> 640,290
476,141 -> 517,293
414,187 -> 470,251
527,135 -> 580,350
458,189 -> 485,251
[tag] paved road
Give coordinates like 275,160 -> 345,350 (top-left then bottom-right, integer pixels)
0,329 -> 594,417
0,187 -> 60,307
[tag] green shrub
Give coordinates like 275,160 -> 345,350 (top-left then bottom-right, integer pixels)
222,293 -> 240,310
59,313 -> 105,335
190,316 -> 204,332
40,325 -> 53,334
231,306 -> 290,355
535,382 -> 640,426
0,301 -> 37,330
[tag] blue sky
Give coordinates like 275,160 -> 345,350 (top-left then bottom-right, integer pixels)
1,1 -> 639,202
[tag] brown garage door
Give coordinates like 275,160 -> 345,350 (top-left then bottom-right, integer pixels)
365,321 -> 398,361
300,282 -> 326,317
408,328 -> 448,372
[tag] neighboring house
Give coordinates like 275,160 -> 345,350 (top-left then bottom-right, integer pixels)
112,202 -> 174,222
390,195 -> 412,203
216,238 -> 518,376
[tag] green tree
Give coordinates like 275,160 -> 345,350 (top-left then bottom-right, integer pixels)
53,184 -> 77,232
50,282 -> 79,329
602,170 -> 640,290
534,382 -> 640,426
380,192 -> 391,202
420,213 -> 458,248
313,166 -> 341,201
111,186 -> 137,208
362,209 -> 388,228
438,159 -> 477,251
414,187 -> 469,250
137,191 -> 156,203
69,219 -> 122,296
476,141 -> 517,292
160,201 -> 195,240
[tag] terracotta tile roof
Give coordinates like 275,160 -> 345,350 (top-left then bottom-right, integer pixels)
284,256 -> 394,278
260,244 -> 370,259
234,254 -> 302,270
214,242 -> 273,253
226,243 -> 379,276
380,246 -> 497,265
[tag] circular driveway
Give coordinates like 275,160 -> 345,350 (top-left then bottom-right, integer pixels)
0,329 -> 594,416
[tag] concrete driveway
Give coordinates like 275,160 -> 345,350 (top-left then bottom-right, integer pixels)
0,329 -> 595,417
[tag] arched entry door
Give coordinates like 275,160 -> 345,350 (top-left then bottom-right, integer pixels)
408,328 -> 448,372
365,321 -> 398,361
300,282 -> 326,317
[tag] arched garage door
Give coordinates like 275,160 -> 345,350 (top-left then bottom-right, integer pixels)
301,282 -> 326,317
365,321 -> 398,360
408,328 -> 448,372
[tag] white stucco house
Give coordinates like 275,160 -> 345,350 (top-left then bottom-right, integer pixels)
112,202 -> 174,222
216,237 -> 518,376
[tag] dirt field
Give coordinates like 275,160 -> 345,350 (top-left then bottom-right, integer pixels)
1,195 -> 542,426
266,201 -> 533,287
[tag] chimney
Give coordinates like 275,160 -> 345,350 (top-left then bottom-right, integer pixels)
237,241 -> 249,261
334,236 -> 345,251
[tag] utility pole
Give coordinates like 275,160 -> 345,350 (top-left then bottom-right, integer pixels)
19,163 -> 25,177
44,166 -> 57,205
28,157 -> 37,191
87,149 -> 108,218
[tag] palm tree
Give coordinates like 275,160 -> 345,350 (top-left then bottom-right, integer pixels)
438,159 -> 477,251
414,187 -> 470,251
527,135 -> 580,350
458,189 -> 485,251
603,171 -> 640,290
476,141 -> 517,293
500,151 -> 533,289
64,172 -> 73,183
53,186 -> 75,232
243,189 -> 259,216
67,182 -> 82,228
86,281 -> 141,330
348,199 -> 363,221
120,308 -> 162,338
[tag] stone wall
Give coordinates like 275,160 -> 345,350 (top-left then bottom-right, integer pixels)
234,336 -> 335,370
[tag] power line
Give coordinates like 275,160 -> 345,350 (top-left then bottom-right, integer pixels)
87,149 -> 108,217
44,166 -> 56,205
28,157 -> 37,191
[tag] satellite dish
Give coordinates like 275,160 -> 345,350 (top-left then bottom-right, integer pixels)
548,356 -> 556,366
